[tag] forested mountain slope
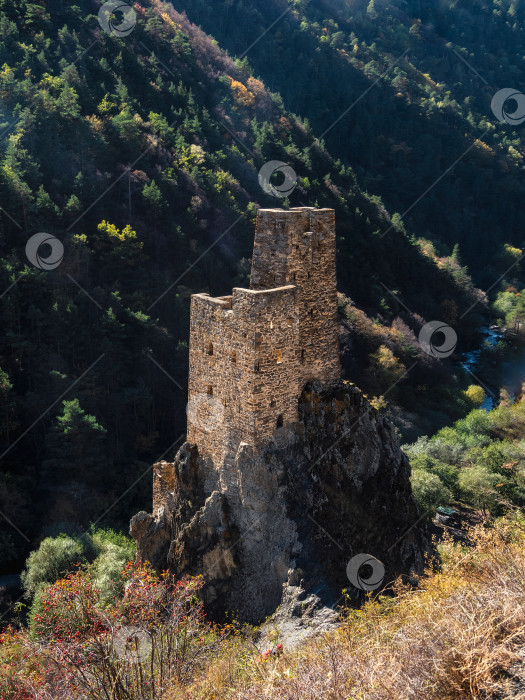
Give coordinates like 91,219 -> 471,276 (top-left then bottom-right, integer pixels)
0,0 -> 491,568
170,0 -> 525,289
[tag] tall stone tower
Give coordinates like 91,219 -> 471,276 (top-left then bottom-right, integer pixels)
187,207 -> 340,468
133,207 -> 428,626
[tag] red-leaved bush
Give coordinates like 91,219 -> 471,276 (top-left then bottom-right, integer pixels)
1,562 -> 228,699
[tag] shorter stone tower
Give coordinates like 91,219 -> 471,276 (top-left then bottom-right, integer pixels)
187,207 -> 340,469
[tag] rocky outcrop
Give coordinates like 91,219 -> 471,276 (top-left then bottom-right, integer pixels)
256,571 -> 340,649
130,380 -> 429,624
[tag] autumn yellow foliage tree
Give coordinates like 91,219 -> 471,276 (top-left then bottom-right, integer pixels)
370,344 -> 405,389
229,78 -> 255,106
464,384 -> 485,406
94,221 -> 143,266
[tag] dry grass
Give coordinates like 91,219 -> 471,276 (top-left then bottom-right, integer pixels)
165,520 -> 525,700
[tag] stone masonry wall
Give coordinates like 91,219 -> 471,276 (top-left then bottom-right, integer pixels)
251,207 -> 340,385
186,206 -> 340,472
187,285 -> 300,472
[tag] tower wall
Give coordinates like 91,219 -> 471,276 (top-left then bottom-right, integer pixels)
187,207 -> 340,469
187,285 -> 300,467
251,207 -> 340,384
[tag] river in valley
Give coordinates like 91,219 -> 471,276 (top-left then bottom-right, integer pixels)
460,326 -> 525,411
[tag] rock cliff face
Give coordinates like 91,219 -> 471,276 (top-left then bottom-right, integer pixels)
130,380 -> 429,624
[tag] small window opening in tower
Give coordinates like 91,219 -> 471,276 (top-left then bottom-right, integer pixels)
206,342 -> 213,355
231,351 -> 237,363
207,386 -> 213,396
300,348 -> 305,363
309,308 -> 314,317
276,414 -> 284,428
270,320 -> 274,329
276,350 -> 283,364
254,360 -> 261,372
270,397 -> 276,408
291,272 -> 296,283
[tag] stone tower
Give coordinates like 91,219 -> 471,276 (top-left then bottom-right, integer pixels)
133,207 -> 428,626
186,207 -> 340,468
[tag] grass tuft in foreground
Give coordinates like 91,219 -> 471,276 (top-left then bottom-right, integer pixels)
166,518 -> 525,700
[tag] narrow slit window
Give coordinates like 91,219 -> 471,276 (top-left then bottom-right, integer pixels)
254,361 -> 261,373
270,397 -> 276,408
207,386 -> 213,396
276,414 -> 284,428
276,350 -> 283,364
206,342 -> 213,355
300,349 -> 305,363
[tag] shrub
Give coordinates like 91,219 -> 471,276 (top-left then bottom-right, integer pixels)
20,535 -> 84,598
458,465 -> 502,515
8,563 -> 228,699
455,408 -> 492,437
410,468 -> 452,516
464,384 -> 485,406
425,436 -> 464,466
91,541 -> 134,605
21,528 -> 136,603
405,398 -> 525,513
429,460 -> 460,494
